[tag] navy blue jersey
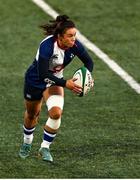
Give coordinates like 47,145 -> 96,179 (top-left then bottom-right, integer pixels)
25,35 -> 94,89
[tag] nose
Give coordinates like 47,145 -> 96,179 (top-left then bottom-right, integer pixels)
71,36 -> 76,42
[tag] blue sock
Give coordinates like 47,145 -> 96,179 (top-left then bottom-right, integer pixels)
41,129 -> 56,149
23,125 -> 35,144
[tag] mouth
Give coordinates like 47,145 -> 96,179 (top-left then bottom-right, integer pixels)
69,41 -> 75,46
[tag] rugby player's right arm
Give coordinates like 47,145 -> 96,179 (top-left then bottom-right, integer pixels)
37,55 -> 82,93
37,55 -> 66,87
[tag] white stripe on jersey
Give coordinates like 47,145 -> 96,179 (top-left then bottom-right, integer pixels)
49,41 -> 64,78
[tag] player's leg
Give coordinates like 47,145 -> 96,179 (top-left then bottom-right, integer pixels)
19,84 -> 43,159
39,86 -> 64,162
23,99 -> 42,143
19,99 -> 42,159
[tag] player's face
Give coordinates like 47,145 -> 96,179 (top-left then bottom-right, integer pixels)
58,28 -> 77,48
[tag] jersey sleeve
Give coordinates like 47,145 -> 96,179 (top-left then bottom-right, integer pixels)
74,40 -> 94,72
36,40 -> 66,87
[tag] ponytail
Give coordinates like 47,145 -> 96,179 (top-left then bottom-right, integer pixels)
40,15 -> 75,37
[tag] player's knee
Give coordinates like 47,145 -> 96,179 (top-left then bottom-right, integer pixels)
49,107 -> 62,119
46,95 -> 64,119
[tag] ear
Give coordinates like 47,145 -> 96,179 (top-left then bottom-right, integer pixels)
58,34 -> 63,40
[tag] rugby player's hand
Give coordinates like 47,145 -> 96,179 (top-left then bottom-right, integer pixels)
66,78 -> 82,94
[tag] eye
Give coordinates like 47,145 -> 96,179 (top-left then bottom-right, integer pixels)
67,34 -> 73,37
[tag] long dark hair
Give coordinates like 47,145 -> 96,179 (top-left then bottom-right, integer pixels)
40,15 -> 75,37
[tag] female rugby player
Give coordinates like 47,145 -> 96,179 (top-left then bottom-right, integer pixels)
19,15 -> 94,162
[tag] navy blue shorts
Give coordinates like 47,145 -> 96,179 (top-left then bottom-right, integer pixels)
24,83 -> 44,101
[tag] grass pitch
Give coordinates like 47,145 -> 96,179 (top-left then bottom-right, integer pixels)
0,0 -> 140,178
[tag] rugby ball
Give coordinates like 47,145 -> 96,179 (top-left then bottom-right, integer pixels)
73,66 -> 93,96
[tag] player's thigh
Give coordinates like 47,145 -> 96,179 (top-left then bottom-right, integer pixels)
25,99 -> 43,117
43,86 -> 64,100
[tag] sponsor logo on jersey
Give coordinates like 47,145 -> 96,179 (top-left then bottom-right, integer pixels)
44,78 -> 55,87
50,54 -> 58,60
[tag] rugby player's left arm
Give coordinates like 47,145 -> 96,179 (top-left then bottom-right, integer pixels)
75,40 -> 94,72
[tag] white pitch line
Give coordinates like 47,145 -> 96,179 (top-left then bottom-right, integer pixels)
31,0 -> 140,94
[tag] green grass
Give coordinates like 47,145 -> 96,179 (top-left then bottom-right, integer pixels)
0,0 -> 140,178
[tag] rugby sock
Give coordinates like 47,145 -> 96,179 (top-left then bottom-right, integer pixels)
41,129 -> 56,149
23,125 -> 35,144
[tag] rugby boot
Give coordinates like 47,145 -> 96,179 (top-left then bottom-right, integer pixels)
38,147 -> 53,162
19,143 -> 31,159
